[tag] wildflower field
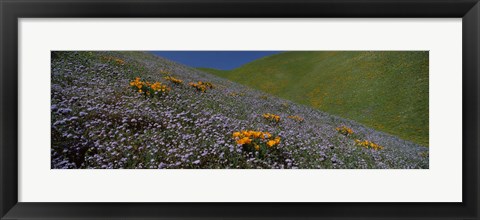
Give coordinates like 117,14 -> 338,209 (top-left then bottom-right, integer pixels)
51,51 -> 429,169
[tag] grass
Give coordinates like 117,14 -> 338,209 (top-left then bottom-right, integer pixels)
199,51 -> 429,146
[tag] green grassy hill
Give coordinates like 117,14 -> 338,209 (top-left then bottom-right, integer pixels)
199,51 -> 429,146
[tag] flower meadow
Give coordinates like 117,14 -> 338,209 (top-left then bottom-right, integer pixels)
51,51 -> 429,169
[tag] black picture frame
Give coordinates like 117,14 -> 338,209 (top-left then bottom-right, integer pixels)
1,0 -> 479,219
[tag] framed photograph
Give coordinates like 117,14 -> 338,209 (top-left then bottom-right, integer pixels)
1,0 -> 478,219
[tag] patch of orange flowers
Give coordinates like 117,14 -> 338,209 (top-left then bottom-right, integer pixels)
232,130 -> 281,152
228,92 -> 245,97
336,126 -> 353,136
101,56 -> 125,65
263,113 -> 281,123
288,115 -> 304,122
355,139 -> 384,150
164,76 -> 183,84
160,70 -> 170,75
189,81 -> 214,92
129,77 -> 170,97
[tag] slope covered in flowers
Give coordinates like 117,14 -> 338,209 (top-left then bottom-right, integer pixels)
51,51 -> 428,169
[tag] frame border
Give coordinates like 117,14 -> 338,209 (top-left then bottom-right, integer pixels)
1,0 -> 479,219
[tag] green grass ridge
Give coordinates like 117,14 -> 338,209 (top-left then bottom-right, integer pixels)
198,51 -> 429,146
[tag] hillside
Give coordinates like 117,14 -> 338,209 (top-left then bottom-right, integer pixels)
51,51 -> 428,169
199,51 -> 429,147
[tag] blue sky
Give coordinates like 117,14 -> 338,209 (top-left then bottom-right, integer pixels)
151,51 -> 282,70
